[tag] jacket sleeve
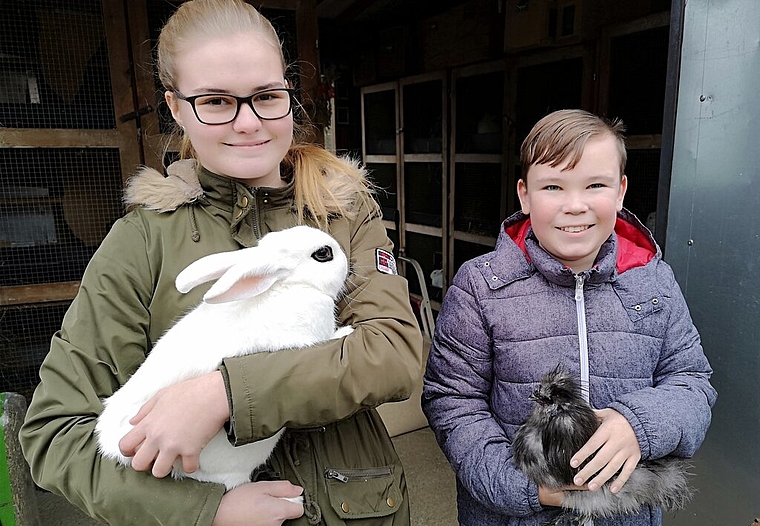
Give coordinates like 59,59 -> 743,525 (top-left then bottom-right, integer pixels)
19,218 -> 224,526
221,200 -> 424,444
608,262 -> 717,460
421,265 -> 541,517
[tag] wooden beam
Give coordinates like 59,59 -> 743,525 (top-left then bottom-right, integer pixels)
0,282 -> 80,307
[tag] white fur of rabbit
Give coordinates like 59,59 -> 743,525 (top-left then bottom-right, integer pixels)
95,225 -> 353,491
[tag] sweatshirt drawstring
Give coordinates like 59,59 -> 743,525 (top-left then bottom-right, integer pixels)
284,434 -> 322,525
187,206 -> 200,242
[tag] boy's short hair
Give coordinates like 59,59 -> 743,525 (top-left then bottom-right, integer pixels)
520,109 -> 627,179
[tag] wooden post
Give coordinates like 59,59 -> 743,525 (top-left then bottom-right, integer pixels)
296,0 -> 323,145
0,393 -> 41,526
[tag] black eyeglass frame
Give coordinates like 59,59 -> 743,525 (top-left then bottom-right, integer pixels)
173,87 -> 296,125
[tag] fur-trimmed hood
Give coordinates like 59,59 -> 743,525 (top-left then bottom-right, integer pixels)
124,151 -> 371,215
124,159 -> 203,212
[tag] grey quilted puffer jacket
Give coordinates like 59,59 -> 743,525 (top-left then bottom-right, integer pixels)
422,209 -> 716,526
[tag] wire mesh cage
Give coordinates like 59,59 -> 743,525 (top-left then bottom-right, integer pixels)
453,162 -> 502,237
1,147 -> 124,285
0,146 -> 124,398
0,0 -> 114,129
608,25 -> 669,136
624,148 -> 661,229
366,163 -> 398,221
404,231 -> 443,304
404,162 -> 442,227
0,0 -> 304,402
0,303 -> 71,402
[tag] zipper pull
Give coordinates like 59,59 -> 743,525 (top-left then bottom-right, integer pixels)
574,274 -> 584,301
325,469 -> 349,483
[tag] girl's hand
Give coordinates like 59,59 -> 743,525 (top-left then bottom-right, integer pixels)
213,481 -> 305,526
570,408 -> 640,494
118,370 -> 230,478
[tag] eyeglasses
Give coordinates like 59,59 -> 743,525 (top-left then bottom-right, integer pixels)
173,88 -> 295,125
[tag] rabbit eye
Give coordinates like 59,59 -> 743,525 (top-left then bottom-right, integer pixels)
311,246 -> 334,262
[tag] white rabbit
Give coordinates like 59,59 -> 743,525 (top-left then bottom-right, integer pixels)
95,225 -> 353,492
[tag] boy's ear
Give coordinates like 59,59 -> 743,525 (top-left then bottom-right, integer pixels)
517,178 -> 530,214
617,174 -> 628,211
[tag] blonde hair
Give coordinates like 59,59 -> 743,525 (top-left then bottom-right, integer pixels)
285,144 -> 376,227
157,0 -> 368,227
520,109 -> 627,180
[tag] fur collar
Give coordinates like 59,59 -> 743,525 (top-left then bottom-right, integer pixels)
124,159 -> 203,212
124,154 -> 369,213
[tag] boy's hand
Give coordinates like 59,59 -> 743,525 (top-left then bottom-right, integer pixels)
570,408 -> 640,494
537,483 -> 587,507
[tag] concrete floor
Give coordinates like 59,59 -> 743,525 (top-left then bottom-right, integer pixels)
35,426 -> 458,525
394,427 -> 458,526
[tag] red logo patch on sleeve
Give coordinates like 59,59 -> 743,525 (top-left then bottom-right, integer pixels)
375,248 -> 398,275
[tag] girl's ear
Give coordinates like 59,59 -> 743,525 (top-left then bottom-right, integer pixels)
165,91 -> 184,128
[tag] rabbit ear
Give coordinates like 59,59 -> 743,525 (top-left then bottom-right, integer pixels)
175,249 -> 254,294
202,262 -> 282,304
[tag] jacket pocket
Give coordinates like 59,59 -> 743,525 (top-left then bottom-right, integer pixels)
324,466 -> 402,519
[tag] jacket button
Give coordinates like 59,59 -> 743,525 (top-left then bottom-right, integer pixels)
491,276 -> 498,281
234,209 -> 243,220
341,502 -> 350,513
634,304 -> 642,311
484,261 -> 490,267
386,497 -> 395,508
240,196 -> 249,207
652,298 -> 659,305
262,198 -> 270,204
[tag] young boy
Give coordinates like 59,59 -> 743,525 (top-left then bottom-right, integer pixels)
422,109 -> 716,526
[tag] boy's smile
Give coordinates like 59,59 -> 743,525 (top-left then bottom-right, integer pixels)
558,225 -> 591,233
517,134 -> 627,274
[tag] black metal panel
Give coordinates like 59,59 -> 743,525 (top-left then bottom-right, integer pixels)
666,0 -> 760,522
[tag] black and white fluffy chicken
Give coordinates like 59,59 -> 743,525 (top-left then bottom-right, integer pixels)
513,366 -> 692,524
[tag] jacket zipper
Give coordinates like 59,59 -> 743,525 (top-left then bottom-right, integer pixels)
574,274 -> 590,404
574,274 -> 595,526
249,187 -> 261,239
325,467 -> 392,483
575,274 -> 594,526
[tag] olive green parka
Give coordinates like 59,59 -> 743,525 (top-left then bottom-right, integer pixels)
20,151 -> 423,525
